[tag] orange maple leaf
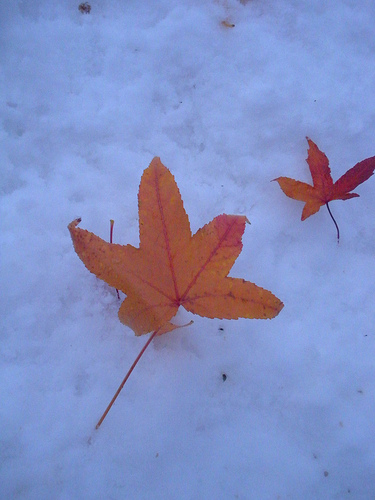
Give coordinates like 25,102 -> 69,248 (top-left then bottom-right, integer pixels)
274,138 -> 375,240
69,158 -> 283,337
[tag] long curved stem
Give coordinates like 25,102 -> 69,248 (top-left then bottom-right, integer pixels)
325,202 -> 340,242
95,329 -> 159,429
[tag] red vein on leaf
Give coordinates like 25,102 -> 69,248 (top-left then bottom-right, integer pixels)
181,218 -> 237,302
106,243 -> 176,303
154,166 -> 181,301
121,265 -> 176,303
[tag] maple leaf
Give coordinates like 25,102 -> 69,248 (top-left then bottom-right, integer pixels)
69,158 -> 284,428
273,138 -> 375,240
69,158 -> 283,337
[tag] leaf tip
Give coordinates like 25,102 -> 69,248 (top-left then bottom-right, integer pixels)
68,217 -> 82,231
149,156 -> 162,167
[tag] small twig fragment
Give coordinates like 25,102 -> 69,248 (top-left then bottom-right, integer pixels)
221,20 -> 235,28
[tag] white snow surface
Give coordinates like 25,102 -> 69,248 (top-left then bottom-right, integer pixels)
1,1 -> 375,498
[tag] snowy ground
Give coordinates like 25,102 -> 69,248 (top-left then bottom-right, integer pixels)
1,1 -> 375,498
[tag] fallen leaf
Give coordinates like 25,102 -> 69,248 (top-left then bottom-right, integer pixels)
69,158 -> 284,428
69,158 -> 283,336
274,138 -> 375,240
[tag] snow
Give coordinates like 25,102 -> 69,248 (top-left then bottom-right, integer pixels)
1,0 -> 375,498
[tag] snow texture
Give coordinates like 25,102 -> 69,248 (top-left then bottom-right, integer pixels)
1,1 -> 375,498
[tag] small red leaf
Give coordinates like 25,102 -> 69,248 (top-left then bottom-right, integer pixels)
274,138 -> 375,239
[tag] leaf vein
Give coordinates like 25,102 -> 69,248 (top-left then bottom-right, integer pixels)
180,218 -> 237,301
154,166 -> 180,301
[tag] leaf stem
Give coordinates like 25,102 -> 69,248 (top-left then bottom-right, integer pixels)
95,329 -> 159,429
325,202 -> 340,242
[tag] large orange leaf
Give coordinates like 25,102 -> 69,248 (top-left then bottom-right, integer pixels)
69,158 -> 283,336
274,138 -> 375,239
